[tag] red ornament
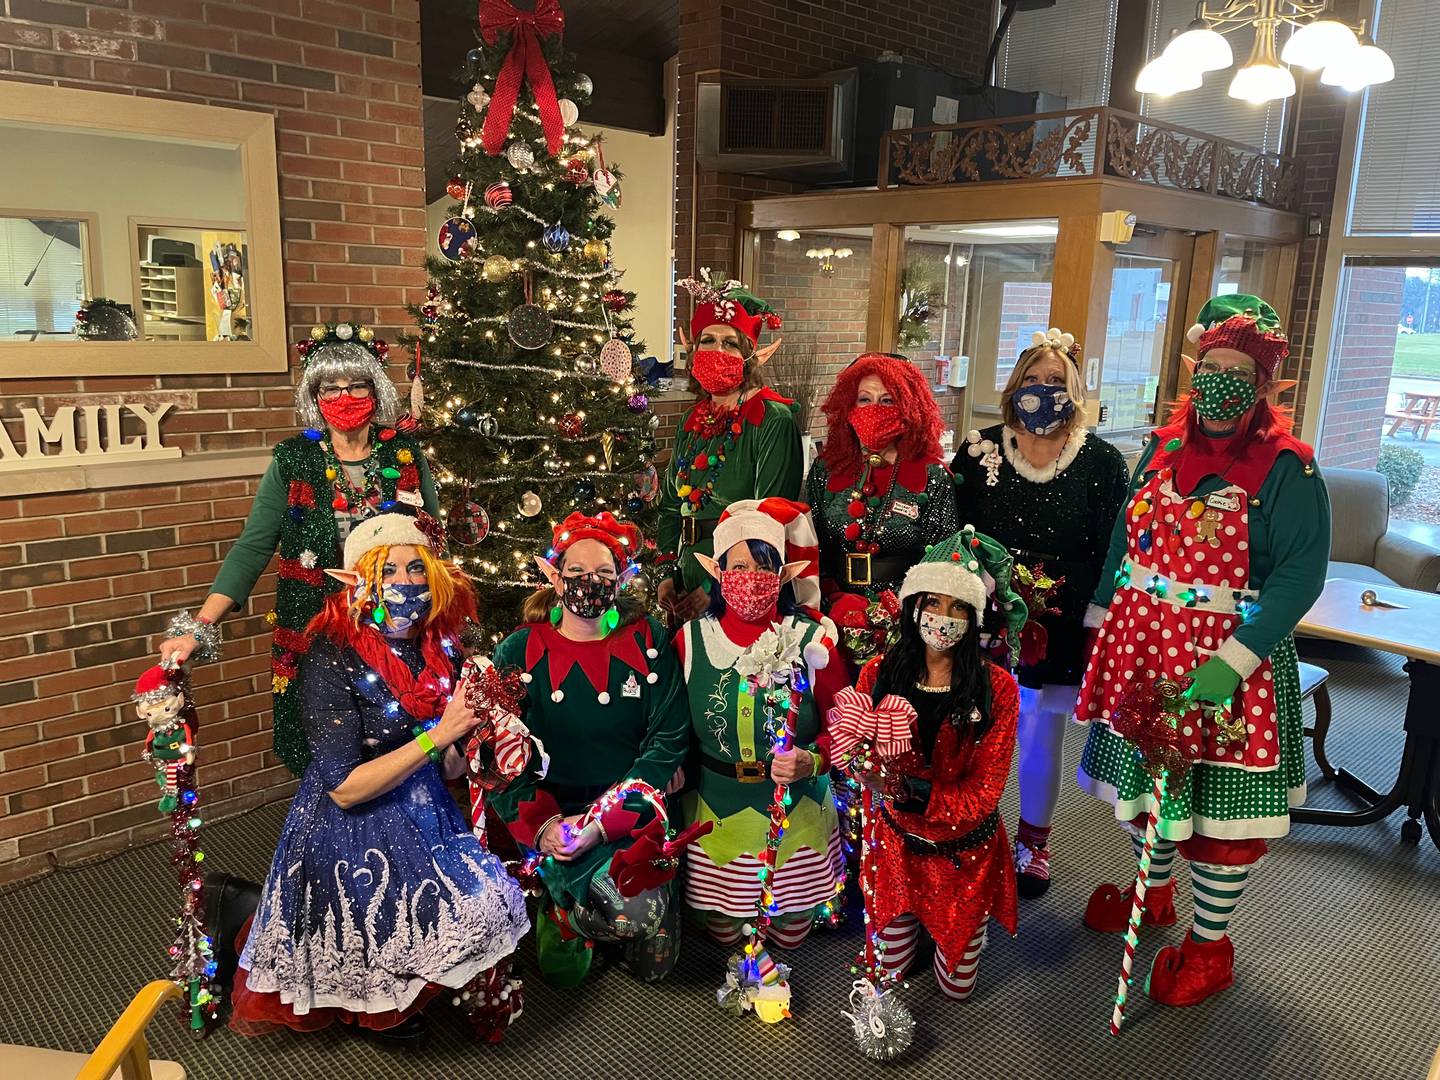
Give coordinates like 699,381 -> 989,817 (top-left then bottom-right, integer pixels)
447,176 -> 467,199
483,181 -> 513,209
602,289 -> 627,312
564,157 -> 590,184
557,413 -> 584,439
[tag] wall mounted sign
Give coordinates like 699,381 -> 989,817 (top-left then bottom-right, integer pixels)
0,402 -> 181,473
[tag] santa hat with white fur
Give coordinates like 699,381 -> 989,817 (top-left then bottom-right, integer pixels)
899,524 -> 1028,663
341,509 -> 446,571
711,497 -> 823,611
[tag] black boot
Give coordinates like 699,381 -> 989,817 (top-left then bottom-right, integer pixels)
354,1011 -> 431,1049
203,871 -> 262,990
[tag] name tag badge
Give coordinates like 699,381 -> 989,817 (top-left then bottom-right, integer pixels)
1204,492 -> 1241,513
397,488 -> 423,507
621,672 -> 642,698
891,500 -> 920,520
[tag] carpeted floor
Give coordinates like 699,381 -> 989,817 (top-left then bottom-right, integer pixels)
2,639 -> 1436,1080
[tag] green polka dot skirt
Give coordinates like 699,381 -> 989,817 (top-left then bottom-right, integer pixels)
1078,635 -> 1307,841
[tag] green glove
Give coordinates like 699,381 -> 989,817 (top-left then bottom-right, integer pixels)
1182,656 -> 1241,706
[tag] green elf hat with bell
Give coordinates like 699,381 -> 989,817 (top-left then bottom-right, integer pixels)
1185,293 -> 1289,380
899,524 -> 1029,663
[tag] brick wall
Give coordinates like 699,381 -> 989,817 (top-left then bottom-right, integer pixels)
1314,264 -> 1405,469
0,0 -> 426,885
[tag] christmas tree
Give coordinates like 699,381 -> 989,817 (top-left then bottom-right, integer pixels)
413,0 -> 661,642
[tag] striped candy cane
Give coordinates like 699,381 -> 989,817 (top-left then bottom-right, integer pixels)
1110,769 -> 1168,1036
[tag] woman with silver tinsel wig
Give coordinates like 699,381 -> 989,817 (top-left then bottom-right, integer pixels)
155,323 -> 437,776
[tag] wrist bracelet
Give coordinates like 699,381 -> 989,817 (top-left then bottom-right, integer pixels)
413,728 -> 442,764
809,750 -> 825,777
166,611 -> 222,664
535,814 -> 562,848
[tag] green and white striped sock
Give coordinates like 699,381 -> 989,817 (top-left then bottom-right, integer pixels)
1190,861 -> 1252,941
1128,829 -> 1177,888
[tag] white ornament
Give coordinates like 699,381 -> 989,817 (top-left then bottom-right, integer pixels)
467,83 -> 489,111
334,322 -> 354,340
575,73 -> 593,96
558,98 -> 579,126
299,549 -> 318,569
506,141 -> 535,170
519,491 -> 543,517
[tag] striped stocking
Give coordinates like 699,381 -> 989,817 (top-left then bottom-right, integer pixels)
1190,861 -> 1252,942
1128,826 -> 1177,888
934,926 -> 988,1000
876,913 -> 922,979
765,912 -> 813,951
703,912 -> 745,948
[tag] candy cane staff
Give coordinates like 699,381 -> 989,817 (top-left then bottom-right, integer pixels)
155,323 -> 439,777
670,498 -> 848,1022
1074,293 -> 1330,1009
229,509 -> 529,1047
951,328 -> 1129,898
487,511 -> 691,988
827,525 -> 1026,1059
660,269 -> 802,625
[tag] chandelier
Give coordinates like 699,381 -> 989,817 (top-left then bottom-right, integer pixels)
1136,0 -> 1395,105
805,245 -> 853,276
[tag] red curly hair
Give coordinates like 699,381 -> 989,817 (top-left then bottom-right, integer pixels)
818,353 -> 944,480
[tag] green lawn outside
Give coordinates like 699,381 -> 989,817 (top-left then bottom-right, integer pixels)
1392,333 -> 1440,378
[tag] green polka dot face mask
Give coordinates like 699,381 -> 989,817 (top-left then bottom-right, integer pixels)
1190,370 -> 1258,422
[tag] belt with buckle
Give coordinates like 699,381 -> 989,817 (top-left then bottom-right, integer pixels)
701,752 -> 770,783
880,806 -> 1000,865
681,515 -> 717,549
843,551 -> 913,588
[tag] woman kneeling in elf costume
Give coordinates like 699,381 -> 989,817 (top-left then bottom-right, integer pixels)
489,512 -> 691,987
1075,294 -> 1330,1008
676,498 -> 849,955
231,510 -> 529,1046
831,528 -> 1024,1001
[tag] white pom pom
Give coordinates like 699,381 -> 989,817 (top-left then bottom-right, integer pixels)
520,672 -> 533,684
551,689 -> 564,703
646,671 -> 658,684
597,691 -> 611,705
646,647 -> 658,659
1031,330 -> 1047,348
966,429 -> 981,443
966,444 -> 982,458
1186,322 -> 1205,344
1058,331 -> 1075,350
803,641 -> 829,670
452,996 -> 462,1007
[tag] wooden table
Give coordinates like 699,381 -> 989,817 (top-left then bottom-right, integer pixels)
1292,577 -> 1440,848
1385,390 -> 1440,441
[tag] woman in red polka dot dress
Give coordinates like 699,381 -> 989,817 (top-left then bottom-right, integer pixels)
1073,294 -> 1330,1008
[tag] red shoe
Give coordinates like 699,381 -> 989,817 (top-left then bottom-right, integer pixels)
1082,880 -> 1177,933
1146,934 -> 1235,1006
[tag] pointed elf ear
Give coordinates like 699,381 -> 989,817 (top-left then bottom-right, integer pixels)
778,560 -> 809,585
1181,354 -> 1198,374
533,555 -> 562,589
677,324 -> 692,355
324,568 -> 362,589
752,338 -> 782,367
694,552 -> 722,582
1258,378 -> 1298,401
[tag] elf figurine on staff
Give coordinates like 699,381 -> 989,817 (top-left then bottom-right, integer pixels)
1074,294 -> 1330,1010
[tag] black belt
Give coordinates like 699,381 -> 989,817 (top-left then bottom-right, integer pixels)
881,805 -> 1000,866
843,551 -> 914,588
680,515 -> 717,549
701,752 -> 771,784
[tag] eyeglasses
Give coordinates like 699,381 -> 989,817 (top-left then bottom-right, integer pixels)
316,381 -> 374,401
1194,360 -> 1257,383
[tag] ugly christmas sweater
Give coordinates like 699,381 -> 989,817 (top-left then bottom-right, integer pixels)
210,426 -> 436,775
657,389 -> 803,593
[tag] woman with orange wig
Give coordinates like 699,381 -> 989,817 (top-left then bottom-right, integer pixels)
231,509 -> 530,1047
806,353 -> 958,659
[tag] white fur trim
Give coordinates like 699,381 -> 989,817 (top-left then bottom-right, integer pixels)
712,505 -> 786,561
1083,604 -> 1108,629
1214,636 -> 1263,679
1186,322 -> 1206,344
1001,425 -> 1087,484
897,560 -> 986,613
342,512 -> 431,570
803,640 -> 829,670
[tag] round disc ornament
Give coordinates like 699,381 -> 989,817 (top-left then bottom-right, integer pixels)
448,500 -> 490,546
518,491 -> 543,517
591,168 -> 617,200
558,98 -> 580,126
505,141 -> 535,170
437,217 -> 477,262
481,255 -> 513,283
507,303 -> 554,350
599,338 -> 632,382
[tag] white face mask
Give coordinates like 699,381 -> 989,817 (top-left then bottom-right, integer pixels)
916,608 -> 968,652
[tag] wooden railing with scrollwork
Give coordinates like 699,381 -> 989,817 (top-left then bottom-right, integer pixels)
878,107 -> 1298,211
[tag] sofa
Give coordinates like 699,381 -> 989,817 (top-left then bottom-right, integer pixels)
1325,466 -> 1440,593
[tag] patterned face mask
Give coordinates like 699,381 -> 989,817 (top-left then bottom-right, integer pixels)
916,608 -> 968,652
720,568 -> 782,623
848,402 -> 906,451
373,582 -> 431,637
690,349 -> 746,395
1010,382 -> 1075,435
1190,369 -> 1258,422
561,572 -> 618,620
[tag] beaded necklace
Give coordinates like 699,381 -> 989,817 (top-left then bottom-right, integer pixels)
674,397 -> 743,512
841,454 -> 900,555
322,430 -> 382,513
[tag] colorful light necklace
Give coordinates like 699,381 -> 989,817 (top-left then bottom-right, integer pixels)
322,431 -> 383,513
674,398 -> 743,511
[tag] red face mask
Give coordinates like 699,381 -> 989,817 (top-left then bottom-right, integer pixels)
720,568 -> 782,624
317,395 -> 377,432
690,349 -> 746,396
848,402 -> 905,451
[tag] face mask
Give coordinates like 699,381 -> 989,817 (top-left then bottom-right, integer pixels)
318,395 -> 377,432
849,403 -> 906,451
1010,383 -> 1075,435
374,582 -> 432,636
690,349 -> 746,396
1190,369 -> 1258,423
720,568 -> 782,623
561,572 -> 618,620
916,608 -> 968,652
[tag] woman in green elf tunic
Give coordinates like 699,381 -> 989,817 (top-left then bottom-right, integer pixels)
489,512 -> 690,988
1074,294 -> 1329,1008
157,323 -> 436,775
658,271 -> 803,625
675,498 -> 848,955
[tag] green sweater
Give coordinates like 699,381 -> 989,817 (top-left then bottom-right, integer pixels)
1092,434 -> 1330,677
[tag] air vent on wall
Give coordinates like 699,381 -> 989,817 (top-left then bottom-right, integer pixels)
697,71 -> 856,182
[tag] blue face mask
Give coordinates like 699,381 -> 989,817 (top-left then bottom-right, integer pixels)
371,582 -> 432,636
1010,382 -> 1075,435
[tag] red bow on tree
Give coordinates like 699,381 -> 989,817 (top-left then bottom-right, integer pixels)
478,0 -> 566,157
608,817 -> 715,898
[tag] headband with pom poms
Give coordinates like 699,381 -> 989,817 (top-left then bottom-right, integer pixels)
296,321 -> 389,364
1029,327 -> 1081,365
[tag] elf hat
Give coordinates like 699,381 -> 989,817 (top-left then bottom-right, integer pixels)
899,524 -> 1029,663
711,497 -> 823,610
550,511 -> 642,566
133,663 -> 183,705
1185,294 -> 1289,379
342,509 -> 442,571
678,268 -> 783,348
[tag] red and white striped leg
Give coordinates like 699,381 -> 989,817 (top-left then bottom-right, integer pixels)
876,913 -> 922,980
934,926 -> 987,1000
704,912 -> 746,948
765,912 -> 813,951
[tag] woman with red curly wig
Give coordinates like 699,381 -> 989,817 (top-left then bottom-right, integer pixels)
1075,294 -> 1329,1010
806,353 -> 958,655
